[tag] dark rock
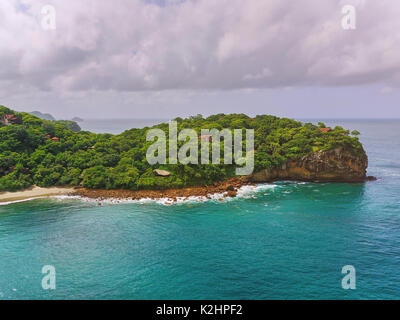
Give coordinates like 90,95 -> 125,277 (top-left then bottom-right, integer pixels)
249,147 -> 369,183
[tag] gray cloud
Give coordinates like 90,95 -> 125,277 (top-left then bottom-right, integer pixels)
1,0 -> 400,97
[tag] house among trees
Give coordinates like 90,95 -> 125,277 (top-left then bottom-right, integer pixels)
200,135 -> 213,142
319,128 -> 332,132
1,114 -> 17,125
154,169 -> 171,177
44,134 -> 60,141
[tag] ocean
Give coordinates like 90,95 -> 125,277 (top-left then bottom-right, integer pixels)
0,119 -> 399,299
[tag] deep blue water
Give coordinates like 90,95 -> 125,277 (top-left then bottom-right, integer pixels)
0,119 -> 399,300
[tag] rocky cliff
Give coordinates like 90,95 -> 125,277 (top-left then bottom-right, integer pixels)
74,148 -> 373,201
248,147 -> 371,183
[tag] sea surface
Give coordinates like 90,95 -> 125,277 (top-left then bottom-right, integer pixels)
1,119 -> 400,300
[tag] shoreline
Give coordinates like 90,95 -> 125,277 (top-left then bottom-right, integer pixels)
0,178 -> 252,205
71,176 -> 376,202
72,177 -> 253,202
0,175 -> 376,205
0,186 -> 75,204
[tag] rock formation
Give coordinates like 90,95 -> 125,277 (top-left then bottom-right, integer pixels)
248,147 -> 371,183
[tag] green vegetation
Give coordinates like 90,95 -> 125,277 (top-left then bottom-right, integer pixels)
28,111 -> 81,132
0,106 -> 365,191
29,111 -> 56,121
52,120 -> 81,132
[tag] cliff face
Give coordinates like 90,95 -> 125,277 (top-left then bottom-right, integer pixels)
249,147 -> 369,183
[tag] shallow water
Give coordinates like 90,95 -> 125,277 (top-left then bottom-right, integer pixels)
0,119 -> 399,299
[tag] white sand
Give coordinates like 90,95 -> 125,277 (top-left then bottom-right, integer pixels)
0,186 -> 75,203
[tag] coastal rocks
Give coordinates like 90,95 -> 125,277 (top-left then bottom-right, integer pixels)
72,177 -> 252,203
249,147 -> 369,183
72,148 -> 373,203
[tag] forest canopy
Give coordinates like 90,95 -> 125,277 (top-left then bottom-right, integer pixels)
0,106 -> 365,191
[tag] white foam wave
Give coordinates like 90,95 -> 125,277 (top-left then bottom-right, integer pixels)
0,197 -> 47,206
236,184 -> 277,198
52,192 -> 230,206
1,183 -> 283,206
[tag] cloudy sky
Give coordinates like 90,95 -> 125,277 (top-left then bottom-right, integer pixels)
1,0 -> 400,119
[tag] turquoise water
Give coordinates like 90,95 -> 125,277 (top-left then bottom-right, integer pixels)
1,120 -> 400,300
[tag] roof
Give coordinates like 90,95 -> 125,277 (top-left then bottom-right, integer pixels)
51,137 -> 60,141
2,114 -> 17,120
200,135 -> 212,142
319,128 -> 332,132
154,169 -> 171,177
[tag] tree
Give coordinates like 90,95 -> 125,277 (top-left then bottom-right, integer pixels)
0,105 -> 367,191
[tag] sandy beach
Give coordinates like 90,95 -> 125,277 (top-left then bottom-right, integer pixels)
0,178 -> 250,204
0,186 -> 75,203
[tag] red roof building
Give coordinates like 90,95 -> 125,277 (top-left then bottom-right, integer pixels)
200,135 -> 213,142
319,128 -> 332,132
1,114 -> 17,125
51,137 -> 60,141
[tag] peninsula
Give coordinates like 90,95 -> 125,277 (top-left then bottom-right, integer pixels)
0,105 -> 373,202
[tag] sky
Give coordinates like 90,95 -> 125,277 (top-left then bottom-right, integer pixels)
0,0 -> 399,119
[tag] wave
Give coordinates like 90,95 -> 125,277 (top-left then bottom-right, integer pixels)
51,184 -> 281,206
53,192 -> 229,206
0,197 -> 48,206
236,184 -> 278,198
0,182 -> 298,207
